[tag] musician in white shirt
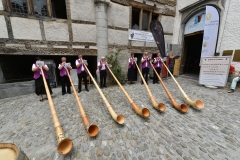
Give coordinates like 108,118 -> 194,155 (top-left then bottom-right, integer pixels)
76,54 -> 89,92
153,53 -> 162,84
98,57 -> 108,88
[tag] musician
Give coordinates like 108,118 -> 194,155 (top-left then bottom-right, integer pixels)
153,53 -> 162,84
76,54 -> 89,92
141,52 -> 151,84
32,57 -> 52,102
58,57 -> 72,95
127,53 -> 136,84
98,57 -> 108,88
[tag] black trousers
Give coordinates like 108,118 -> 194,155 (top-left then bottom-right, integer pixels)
100,70 -> 107,87
141,67 -> 149,83
61,75 -> 71,94
78,71 -> 88,91
153,67 -> 161,83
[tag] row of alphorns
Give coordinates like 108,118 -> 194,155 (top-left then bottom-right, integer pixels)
39,58 -> 204,155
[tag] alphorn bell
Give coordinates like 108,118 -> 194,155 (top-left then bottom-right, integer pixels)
149,62 -> 188,113
134,61 -> 166,112
39,67 -> 73,155
65,67 -> 99,136
159,58 -> 204,109
81,59 -> 125,124
106,65 -> 150,118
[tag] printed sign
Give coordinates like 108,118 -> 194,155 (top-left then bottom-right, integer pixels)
36,61 -> 44,66
64,63 -> 71,68
184,11 -> 205,35
199,57 -> 231,86
128,29 -> 154,42
201,6 -> 220,57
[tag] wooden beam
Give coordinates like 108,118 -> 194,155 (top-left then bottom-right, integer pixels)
139,9 -> 143,30
130,1 -> 156,11
46,0 -> 53,17
148,11 -> 152,31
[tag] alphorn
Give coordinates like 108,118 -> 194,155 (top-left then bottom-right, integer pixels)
106,65 -> 150,118
134,61 -> 166,112
39,67 -> 72,155
149,62 -> 188,113
81,59 -> 125,124
65,68 -> 99,136
159,58 -> 204,109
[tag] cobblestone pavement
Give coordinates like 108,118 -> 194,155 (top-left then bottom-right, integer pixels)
0,77 -> 240,160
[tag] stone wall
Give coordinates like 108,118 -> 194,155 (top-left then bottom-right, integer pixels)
108,29 -> 128,46
0,80 -> 35,99
0,15 -> 8,38
43,21 -> 69,42
0,0 -> 3,10
108,2 -> 129,28
11,17 -> 42,40
216,0 -> 240,54
70,0 -> 96,22
72,24 -> 97,43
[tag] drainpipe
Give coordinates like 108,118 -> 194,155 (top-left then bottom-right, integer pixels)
94,0 -> 110,62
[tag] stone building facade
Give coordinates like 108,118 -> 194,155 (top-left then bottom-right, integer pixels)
0,0 -> 177,83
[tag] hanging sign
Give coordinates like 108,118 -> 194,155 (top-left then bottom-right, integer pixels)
201,6 -> 220,57
128,29 -> 154,42
199,57 -> 231,87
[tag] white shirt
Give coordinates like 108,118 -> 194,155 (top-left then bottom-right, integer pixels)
58,64 -> 72,75
32,64 -> 48,74
98,62 -> 106,70
129,58 -> 134,65
141,57 -> 149,67
154,57 -> 160,67
75,59 -> 85,71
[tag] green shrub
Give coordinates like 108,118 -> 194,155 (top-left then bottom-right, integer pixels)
106,49 -> 125,84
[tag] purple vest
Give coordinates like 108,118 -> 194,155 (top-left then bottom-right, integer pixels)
59,63 -> 71,77
76,59 -> 87,74
154,57 -> 162,68
33,64 -> 48,79
99,60 -> 108,72
128,58 -> 136,69
141,57 -> 151,69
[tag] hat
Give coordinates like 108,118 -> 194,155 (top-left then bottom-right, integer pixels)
101,56 -> 105,59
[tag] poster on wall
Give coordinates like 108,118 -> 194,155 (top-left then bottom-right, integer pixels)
184,11 -> 205,35
199,57 -> 231,87
201,6 -> 220,57
128,29 -> 154,42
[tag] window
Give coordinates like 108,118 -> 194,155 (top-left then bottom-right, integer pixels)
142,11 -> 149,31
10,0 -> 28,14
7,0 -> 67,19
33,0 -> 48,16
132,8 -> 140,30
52,0 -> 67,19
131,8 -> 158,31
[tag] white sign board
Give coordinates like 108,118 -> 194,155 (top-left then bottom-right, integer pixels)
128,29 -> 154,42
199,57 -> 231,87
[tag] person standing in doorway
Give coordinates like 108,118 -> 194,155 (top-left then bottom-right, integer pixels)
98,57 -> 108,88
141,52 -> 151,84
127,53 -> 136,84
153,52 -> 162,84
32,57 -> 52,102
76,54 -> 89,92
58,57 -> 72,95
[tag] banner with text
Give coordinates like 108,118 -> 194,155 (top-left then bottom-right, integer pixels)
128,29 -> 154,42
199,57 -> 231,87
201,6 -> 219,57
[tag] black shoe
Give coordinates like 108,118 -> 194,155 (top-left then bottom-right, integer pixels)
141,82 -> 143,85
40,99 -> 43,102
153,82 -> 155,84
86,88 -> 89,92
67,92 -> 71,94
78,90 -> 81,93
228,89 -> 234,93
103,86 -> 107,88
62,92 -> 66,95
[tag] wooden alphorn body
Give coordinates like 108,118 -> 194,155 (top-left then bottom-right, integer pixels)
82,60 -> 125,124
106,65 -> 150,118
150,62 -> 188,113
39,67 -> 73,155
65,68 -> 99,136
134,61 -> 166,112
160,59 -> 204,109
